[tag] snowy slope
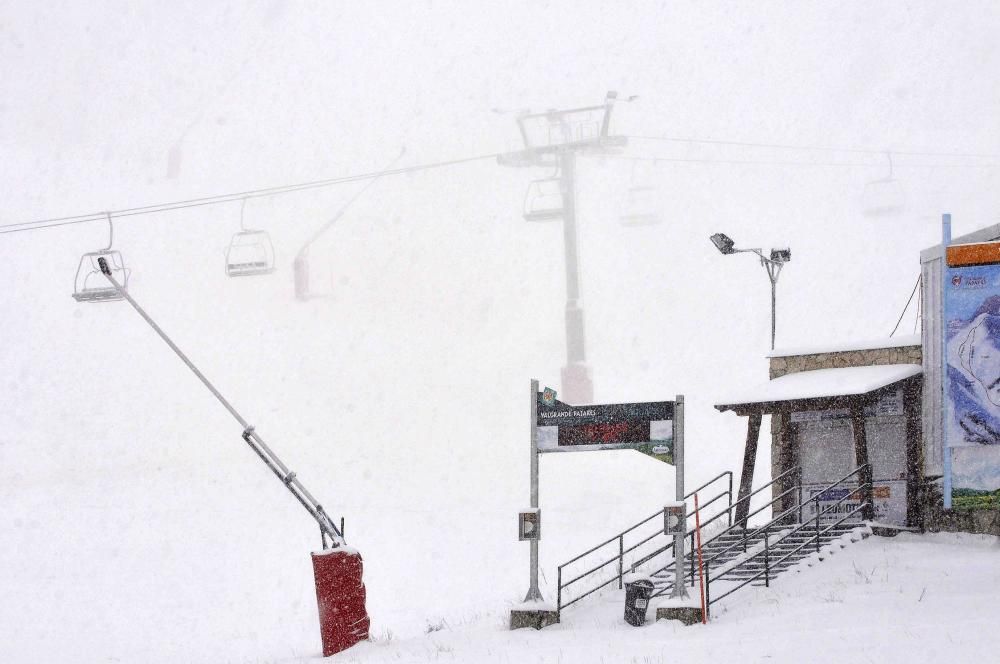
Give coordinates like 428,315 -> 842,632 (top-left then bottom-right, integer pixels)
321,532 -> 1000,664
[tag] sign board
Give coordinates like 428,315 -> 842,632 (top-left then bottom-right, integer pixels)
802,480 -> 906,524
943,246 -> 1000,508
518,509 -> 541,541
663,502 -> 686,535
535,393 -> 675,463
790,389 -> 903,423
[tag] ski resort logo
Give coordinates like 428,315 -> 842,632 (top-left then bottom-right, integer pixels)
542,387 -> 557,406
953,275 -> 988,289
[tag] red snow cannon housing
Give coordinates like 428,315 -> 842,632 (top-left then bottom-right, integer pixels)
311,548 -> 370,656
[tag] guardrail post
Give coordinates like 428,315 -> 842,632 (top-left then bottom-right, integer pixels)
727,472 -> 734,528
689,531 -> 696,587
797,486 -> 803,524
704,559 -> 711,618
557,567 -> 562,614
814,496 -> 821,553
763,526 -> 770,588
618,536 -> 624,589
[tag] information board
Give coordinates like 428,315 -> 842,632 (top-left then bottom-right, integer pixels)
944,254 -> 1000,508
535,393 -> 674,463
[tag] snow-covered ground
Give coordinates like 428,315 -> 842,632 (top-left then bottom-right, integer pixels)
4,2 -> 1000,662
322,532 -> 1000,664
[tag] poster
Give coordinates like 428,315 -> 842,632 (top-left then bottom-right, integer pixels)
944,260 -> 1000,508
802,481 -> 906,524
535,393 -> 674,463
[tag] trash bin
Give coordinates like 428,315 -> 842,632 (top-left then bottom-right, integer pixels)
623,578 -> 656,627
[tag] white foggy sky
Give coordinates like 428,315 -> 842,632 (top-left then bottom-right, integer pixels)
3,1 -> 1000,487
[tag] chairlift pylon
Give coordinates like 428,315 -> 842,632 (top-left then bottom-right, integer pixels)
862,152 -> 905,217
523,173 -> 564,222
226,198 -> 275,277
72,213 -> 130,303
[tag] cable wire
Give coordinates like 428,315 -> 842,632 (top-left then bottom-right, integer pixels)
1,152 -> 499,236
607,154 -> 1000,169
626,135 -> 1000,160
890,275 -> 921,337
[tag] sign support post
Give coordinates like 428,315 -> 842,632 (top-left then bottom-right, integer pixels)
941,214 -> 953,509
525,378 -> 544,602
670,394 -> 688,598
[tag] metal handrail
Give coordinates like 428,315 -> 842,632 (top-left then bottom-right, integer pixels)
565,488 -> 731,587
643,486 -> 797,582
700,465 -> 868,571
561,485 -> 729,589
685,486 -> 801,573
697,474 -> 871,610
557,471 -> 732,569
713,485 -> 867,587
706,498 -> 869,606
555,471 -> 733,612
730,465 -> 800,516
628,496 -> 735,571
648,464 -> 870,601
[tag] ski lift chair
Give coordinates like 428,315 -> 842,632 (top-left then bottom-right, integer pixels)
619,185 -> 661,227
862,152 -> 905,217
73,249 -> 130,302
72,213 -> 130,303
523,177 -> 564,222
226,199 -> 276,277
226,230 -> 276,277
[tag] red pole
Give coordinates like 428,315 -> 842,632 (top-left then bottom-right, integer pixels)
694,493 -> 708,624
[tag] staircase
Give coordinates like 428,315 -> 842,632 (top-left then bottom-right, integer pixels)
649,521 -> 869,597
554,465 -> 876,620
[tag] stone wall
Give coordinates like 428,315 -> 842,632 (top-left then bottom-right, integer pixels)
769,345 -> 922,380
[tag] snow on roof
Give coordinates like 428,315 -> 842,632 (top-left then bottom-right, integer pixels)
715,363 -> 922,408
767,334 -> 921,359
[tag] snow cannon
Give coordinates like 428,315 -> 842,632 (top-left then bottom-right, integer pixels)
312,547 -> 370,656
92,257 -> 370,656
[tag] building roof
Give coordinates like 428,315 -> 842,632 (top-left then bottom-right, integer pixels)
767,335 -> 920,359
920,221 -> 1000,263
715,363 -> 922,415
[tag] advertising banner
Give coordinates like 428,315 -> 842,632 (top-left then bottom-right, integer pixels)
535,393 -> 674,463
944,256 -> 1000,508
801,480 -> 906,524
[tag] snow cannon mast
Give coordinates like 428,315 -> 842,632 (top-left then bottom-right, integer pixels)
96,256 -> 345,548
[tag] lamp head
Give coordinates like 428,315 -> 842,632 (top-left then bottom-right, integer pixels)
710,233 -> 736,255
770,248 -> 791,263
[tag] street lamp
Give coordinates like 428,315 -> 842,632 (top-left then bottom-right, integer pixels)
709,233 -> 791,350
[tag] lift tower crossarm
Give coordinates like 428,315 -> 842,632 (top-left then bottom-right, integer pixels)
97,257 -> 345,547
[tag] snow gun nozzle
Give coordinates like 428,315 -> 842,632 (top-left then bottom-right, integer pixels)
98,257 -> 111,276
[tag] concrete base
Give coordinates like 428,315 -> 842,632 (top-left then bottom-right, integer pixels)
509,609 -> 560,630
656,606 -> 705,625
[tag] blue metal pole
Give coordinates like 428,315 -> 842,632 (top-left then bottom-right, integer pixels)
942,213 -> 953,510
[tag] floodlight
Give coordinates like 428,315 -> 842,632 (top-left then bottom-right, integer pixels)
710,233 -> 736,255
770,248 -> 791,263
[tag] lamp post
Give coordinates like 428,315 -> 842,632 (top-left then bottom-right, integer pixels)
710,233 -> 791,351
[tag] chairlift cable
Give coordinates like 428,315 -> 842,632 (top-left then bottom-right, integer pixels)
608,154 -> 1000,169
626,135 -> 1000,160
0,152 -> 500,236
